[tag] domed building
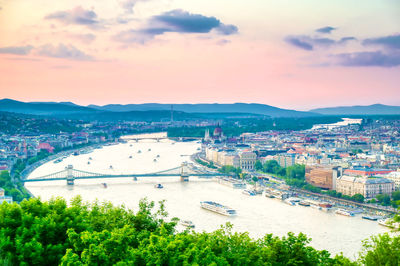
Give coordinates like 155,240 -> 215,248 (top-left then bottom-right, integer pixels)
213,124 -> 223,137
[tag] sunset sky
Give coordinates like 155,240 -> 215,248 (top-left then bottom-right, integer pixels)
0,0 -> 399,110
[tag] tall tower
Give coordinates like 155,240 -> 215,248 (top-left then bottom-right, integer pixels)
170,105 -> 174,123
204,129 -> 210,141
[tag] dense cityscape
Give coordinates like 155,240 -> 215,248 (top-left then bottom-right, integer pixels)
1,0 -> 399,264
1,107 -> 400,264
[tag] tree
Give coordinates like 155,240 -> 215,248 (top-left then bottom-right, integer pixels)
359,233 -> 400,266
351,194 -> 365,203
376,194 -> 391,206
254,160 -> 263,171
392,191 -> 400,201
0,197 -> 355,265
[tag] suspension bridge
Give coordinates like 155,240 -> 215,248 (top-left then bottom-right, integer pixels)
22,162 -> 228,185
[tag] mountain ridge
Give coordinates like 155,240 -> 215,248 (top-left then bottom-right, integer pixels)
1,99 -> 318,118
310,104 -> 400,115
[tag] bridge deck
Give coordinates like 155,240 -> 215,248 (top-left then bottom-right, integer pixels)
23,173 -> 226,182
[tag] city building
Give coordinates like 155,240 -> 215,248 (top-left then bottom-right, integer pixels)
336,175 -> 395,198
276,153 -> 295,168
384,171 -> 400,190
0,188 -> 13,204
239,151 -> 257,171
305,166 -> 342,190
344,167 -> 393,176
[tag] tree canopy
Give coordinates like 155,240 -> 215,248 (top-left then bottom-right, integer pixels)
0,197 -> 355,265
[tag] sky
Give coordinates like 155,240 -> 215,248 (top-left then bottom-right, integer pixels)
0,0 -> 399,110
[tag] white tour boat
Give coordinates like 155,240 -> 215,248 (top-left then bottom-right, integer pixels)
200,201 -> 236,216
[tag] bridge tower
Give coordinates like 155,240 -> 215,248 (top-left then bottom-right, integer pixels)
66,165 -> 75,185
180,162 -> 189,182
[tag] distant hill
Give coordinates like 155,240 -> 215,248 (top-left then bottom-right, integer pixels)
310,104 -> 400,115
88,103 -> 318,117
0,99 -> 319,119
0,99 -> 97,116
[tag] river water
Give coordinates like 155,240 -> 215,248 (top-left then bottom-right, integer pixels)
26,135 -> 388,259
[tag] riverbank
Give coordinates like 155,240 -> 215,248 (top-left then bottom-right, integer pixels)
19,141 -> 116,198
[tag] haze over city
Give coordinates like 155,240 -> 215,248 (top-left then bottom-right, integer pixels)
1,0 -> 399,110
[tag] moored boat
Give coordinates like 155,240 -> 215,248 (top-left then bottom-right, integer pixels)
378,218 -> 400,229
200,201 -> 236,216
283,199 -> 296,206
335,209 -> 354,217
298,201 -> 310,207
264,191 -> 275,198
362,215 -> 382,221
180,220 -> 195,228
242,189 -> 256,196
319,202 -> 333,212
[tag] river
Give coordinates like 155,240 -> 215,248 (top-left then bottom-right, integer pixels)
26,135 -> 388,259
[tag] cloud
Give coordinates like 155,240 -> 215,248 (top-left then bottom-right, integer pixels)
363,34 -> 400,50
113,9 -> 238,43
312,37 -> 335,46
36,44 -> 94,61
216,24 -> 238,35
0,45 -> 34,55
4,57 -> 42,62
45,6 -> 99,27
119,0 -> 149,14
284,36 -> 313,50
333,50 -> 400,67
315,26 -> 336,34
69,33 -> 96,44
285,34 -> 349,51
216,39 -> 231,46
339,36 -> 357,43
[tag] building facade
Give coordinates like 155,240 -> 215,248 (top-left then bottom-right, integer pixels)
276,153 -> 295,168
239,151 -> 257,171
336,175 -> 394,198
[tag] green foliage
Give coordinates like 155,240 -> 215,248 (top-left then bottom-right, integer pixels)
0,112 -> 79,134
254,160 -> 263,171
286,164 -> 305,179
351,149 -> 363,155
359,233 -> 400,266
0,197 -> 174,265
196,159 -> 217,169
351,194 -> 365,203
376,194 -> 391,206
392,191 -> 400,201
0,197 -> 357,265
0,171 -> 30,202
27,150 -> 50,165
218,165 -> 242,177
167,117 -> 342,137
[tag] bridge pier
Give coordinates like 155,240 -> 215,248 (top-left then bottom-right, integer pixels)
180,162 -> 189,182
66,165 -> 75,186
